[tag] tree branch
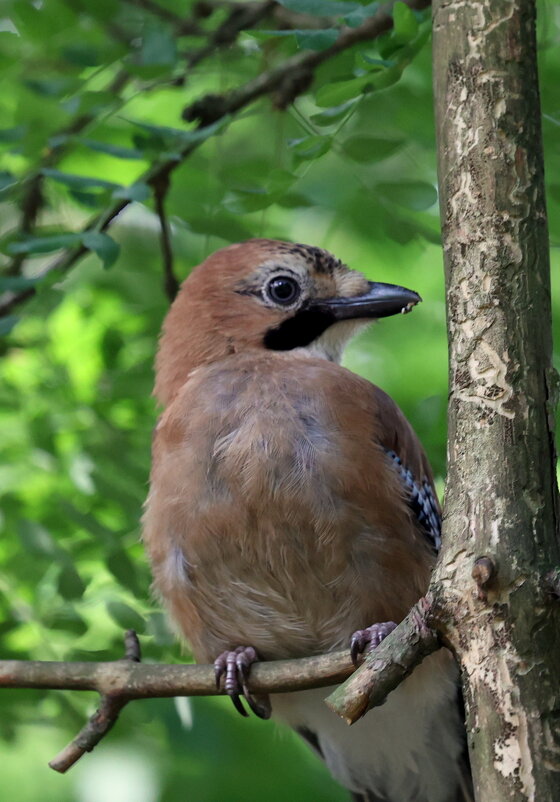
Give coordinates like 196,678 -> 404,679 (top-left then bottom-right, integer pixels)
151,173 -> 179,301
0,0 -> 430,318
0,633 -> 356,772
0,646 -> 354,697
325,597 -> 440,724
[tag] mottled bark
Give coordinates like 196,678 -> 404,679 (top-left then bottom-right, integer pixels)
432,1 -> 560,799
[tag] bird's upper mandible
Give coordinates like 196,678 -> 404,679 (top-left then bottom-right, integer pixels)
154,238 -> 420,407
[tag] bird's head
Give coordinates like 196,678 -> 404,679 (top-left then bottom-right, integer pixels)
155,239 -> 420,405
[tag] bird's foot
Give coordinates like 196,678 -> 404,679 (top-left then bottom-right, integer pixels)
350,621 -> 397,667
214,646 -> 271,719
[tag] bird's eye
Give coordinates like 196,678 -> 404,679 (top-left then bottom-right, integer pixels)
266,276 -> 301,306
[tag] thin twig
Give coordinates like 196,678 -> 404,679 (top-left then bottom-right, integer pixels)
4,1 -> 274,283
325,597 -> 441,724
0,0 -> 430,318
151,174 -> 179,301
48,694 -> 129,773
48,629 -> 142,773
186,0 -> 276,69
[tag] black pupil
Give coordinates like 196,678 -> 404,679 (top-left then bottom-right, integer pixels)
269,277 -> 298,304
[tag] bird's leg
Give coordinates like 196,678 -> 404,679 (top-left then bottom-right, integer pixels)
214,646 -> 271,719
350,621 -> 397,666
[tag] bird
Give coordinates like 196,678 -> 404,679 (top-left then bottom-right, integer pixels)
143,238 -> 472,802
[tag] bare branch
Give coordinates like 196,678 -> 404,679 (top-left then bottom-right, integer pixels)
151,174 -> 179,301
49,693 -> 128,773
0,636 -> 356,771
0,648 -> 354,698
46,630 -> 143,773
325,597 -> 440,724
186,0 -> 276,69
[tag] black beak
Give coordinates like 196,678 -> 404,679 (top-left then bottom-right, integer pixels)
311,281 -> 422,320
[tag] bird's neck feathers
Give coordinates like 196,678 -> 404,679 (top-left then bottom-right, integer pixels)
292,319 -> 370,364
155,286 -> 367,406
154,254 -> 283,406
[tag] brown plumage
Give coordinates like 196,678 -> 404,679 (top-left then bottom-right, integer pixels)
143,239 -> 471,802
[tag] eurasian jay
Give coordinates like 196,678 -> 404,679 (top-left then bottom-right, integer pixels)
143,239 -> 472,802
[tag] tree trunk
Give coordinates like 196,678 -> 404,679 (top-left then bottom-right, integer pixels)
432,0 -> 560,799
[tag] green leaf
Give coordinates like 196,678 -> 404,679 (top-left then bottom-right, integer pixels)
42,168 -> 119,191
275,192 -> 312,208
266,168 -> 297,195
24,76 -> 78,97
43,607 -> 88,635
127,116 -> 230,150
0,126 -> 27,143
0,316 -> 19,337
61,43 -> 101,67
81,231 -> 120,269
68,190 -> 106,209
314,77 -> 369,107
289,134 -> 331,161
310,98 -> 358,126
251,22 -> 341,50
57,563 -> 86,600
0,276 -> 38,291
106,600 -> 146,633
341,135 -> 403,163
376,180 -> 437,210
223,169 -> 297,214
344,1 -> 379,26
63,90 -> 118,116
138,23 -> 177,67
360,53 -> 395,67
112,182 -> 151,202
223,188 -> 272,214
276,0 -> 361,16
79,138 -> 146,160
393,1 -> 419,44
293,29 -> 339,50
106,549 -> 141,595
147,611 -> 175,646
17,521 -> 57,557
185,215 -> 253,241
0,170 -> 17,195
7,233 -> 81,255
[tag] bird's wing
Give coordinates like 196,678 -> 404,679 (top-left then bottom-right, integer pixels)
369,387 -> 475,802
370,385 -> 442,553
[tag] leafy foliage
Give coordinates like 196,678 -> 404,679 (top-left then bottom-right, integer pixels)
1,0 -> 560,800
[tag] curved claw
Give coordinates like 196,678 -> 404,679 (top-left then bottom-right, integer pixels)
350,621 -> 397,667
230,692 -> 249,718
213,646 -> 271,719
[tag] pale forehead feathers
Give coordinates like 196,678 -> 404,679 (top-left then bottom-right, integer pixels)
232,241 -> 368,298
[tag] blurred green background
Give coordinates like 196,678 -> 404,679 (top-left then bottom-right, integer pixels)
1,0 -> 559,800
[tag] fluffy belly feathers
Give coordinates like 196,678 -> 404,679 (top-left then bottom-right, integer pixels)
143,355 -> 432,663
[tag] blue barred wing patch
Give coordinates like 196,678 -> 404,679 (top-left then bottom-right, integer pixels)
385,449 -> 441,552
